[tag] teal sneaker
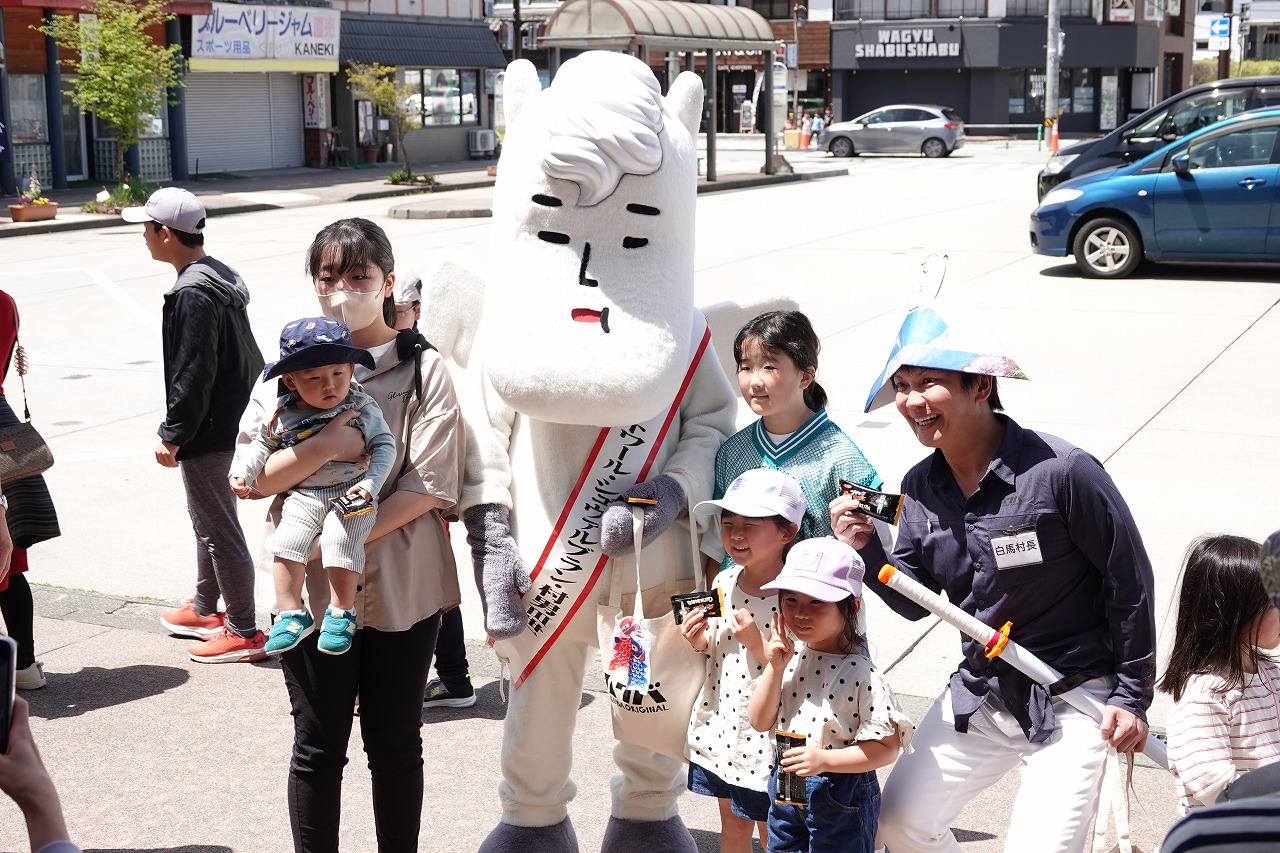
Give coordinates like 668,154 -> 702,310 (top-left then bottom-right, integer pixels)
264,609 -> 315,655
318,607 -> 358,655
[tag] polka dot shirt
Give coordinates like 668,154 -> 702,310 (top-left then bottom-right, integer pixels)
773,649 -> 915,755
686,565 -> 778,793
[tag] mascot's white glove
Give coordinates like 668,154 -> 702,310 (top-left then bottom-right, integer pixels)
599,474 -> 687,557
462,503 -> 532,640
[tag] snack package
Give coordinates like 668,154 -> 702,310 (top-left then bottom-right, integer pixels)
774,729 -> 808,807
838,477 -> 904,526
671,588 -> 724,624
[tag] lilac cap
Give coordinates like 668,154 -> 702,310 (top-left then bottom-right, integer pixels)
761,538 -> 865,601
693,468 -> 805,525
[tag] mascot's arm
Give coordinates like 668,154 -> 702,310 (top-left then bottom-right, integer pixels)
600,356 -> 738,556
459,369 -> 531,639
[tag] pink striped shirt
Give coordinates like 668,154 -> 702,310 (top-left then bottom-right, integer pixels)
1166,658 -> 1280,813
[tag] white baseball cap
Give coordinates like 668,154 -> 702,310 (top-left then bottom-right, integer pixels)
694,468 -> 805,525
393,266 -> 423,304
121,187 -> 207,234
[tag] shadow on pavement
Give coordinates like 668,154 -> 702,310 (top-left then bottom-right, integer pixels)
418,682 -> 594,723
953,827 -> 999,841
24,664 -> 189,719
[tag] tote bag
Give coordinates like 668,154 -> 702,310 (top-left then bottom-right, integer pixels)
596,504 -> 705,763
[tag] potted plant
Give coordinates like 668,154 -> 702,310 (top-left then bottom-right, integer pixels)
7,166 -> 58,223
360,132 -> 379,164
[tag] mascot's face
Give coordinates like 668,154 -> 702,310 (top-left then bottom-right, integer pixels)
484,52 -> 704,426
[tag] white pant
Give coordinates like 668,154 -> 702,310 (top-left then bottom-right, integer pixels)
492,591 -> 686,827
879,679 -> 1113,853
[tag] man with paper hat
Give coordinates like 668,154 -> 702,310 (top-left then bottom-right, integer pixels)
830,297 -> 1155,853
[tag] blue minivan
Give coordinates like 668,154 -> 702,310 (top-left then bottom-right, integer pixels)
1029,108 -> 1280,279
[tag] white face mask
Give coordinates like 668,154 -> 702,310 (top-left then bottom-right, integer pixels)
318,289 -> 385,332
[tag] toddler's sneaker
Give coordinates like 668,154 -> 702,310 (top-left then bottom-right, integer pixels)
265,609 -> 315,655
15,661 -> 46,690
423,676 -> 476,709
188,627 -> 268,663
160,599 -> 226,638
318,607 -> 357,655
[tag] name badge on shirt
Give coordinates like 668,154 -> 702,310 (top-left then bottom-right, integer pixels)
991,527 -> 1043,569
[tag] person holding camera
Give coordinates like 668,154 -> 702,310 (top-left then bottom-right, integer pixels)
0,696 -> 81,853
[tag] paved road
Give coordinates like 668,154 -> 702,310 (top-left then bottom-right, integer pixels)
2,138 -> 1276,851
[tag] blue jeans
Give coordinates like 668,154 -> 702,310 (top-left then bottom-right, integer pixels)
688,762 -> 771,822
767,769 -> 880,853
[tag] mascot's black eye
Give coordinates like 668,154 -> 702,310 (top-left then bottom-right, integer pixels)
538,231 -> 571,244
533,194 -> 562,207
626,203 -> 660,216
622,237 -> 648,249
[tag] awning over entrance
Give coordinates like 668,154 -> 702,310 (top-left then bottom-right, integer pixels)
339,13 -> 507,67
538,0 -> 781,177
541,0 -> 776,51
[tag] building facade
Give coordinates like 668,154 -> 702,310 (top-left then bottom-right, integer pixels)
828,0 -> 1193,137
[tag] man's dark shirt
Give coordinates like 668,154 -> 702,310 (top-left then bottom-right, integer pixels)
860,416 -> 1156,742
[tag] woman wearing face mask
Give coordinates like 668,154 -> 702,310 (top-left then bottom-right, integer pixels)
243,218 -> 466,852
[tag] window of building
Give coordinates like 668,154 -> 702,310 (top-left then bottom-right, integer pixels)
1008,70 -> 1045,116
834,0 -> 987,16
1069,68 -> 1094,113
92,109 -> 168,140
744,0 -> 793,20
1005,0 -> 1090,14
8,75 -> 49,144
403,68 -> 480,127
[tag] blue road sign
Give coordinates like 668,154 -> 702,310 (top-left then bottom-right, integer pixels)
1210,16 -> 1231,37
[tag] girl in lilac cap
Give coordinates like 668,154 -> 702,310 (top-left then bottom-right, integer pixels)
737,538 -> 914,853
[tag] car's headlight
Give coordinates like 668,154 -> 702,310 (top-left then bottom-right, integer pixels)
1042,153 -> 1079,175
1038,187 -> 1084,207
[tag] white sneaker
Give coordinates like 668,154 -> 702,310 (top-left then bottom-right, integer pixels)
16,660 -> 46,690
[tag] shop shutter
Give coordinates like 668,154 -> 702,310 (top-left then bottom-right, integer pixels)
185,72 -> 304,174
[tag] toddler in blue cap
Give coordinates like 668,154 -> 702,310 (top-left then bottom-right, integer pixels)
229,317 -> 396,655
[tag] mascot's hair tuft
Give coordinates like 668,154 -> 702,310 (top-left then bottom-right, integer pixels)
541,53 -> 666,207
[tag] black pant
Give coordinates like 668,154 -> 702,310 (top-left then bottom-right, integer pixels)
432,607 -> 471,695
281,613 -> 441,853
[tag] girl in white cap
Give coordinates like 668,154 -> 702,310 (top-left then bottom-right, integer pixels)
682,467 -> 806,853
740,537 -> 914,853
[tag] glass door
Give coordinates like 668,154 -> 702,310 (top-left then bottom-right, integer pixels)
61,77 -> 87,181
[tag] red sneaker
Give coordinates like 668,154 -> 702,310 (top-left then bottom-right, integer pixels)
188,628 -> 268,664
160,599 -> 226,638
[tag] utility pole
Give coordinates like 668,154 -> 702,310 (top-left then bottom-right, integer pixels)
792,4 -> 806,128
1218,0 -> 1234,79
1045,0 -> 1062,137
513,0 -> 523,61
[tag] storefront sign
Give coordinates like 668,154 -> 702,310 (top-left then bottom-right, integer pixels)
1109,0 -> 1135,23
302,74 -> 329,129
1100,75 -> 1118,131
853,27 -> 961,59
192,3 -> 340,71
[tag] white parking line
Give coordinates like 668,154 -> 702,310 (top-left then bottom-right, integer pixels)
0,266 -> 159,339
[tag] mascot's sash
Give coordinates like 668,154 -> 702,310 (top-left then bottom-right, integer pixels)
512,317 -> 712,689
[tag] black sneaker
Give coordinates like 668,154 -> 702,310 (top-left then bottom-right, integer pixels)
423,677 -> 476,708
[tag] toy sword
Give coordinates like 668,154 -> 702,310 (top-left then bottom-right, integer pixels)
876,564 -> 1168,770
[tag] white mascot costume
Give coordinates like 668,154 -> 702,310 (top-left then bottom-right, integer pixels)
458,52 -> 737,853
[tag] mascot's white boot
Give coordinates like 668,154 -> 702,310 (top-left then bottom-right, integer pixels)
460,51 -> 737,853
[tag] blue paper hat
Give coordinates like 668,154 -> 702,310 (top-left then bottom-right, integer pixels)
863,305 -> 1028,412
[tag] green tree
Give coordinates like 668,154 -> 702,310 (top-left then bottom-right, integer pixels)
346,61 -> 419,176
38,0 -> 184,184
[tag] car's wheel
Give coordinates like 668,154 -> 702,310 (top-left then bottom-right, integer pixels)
829,137 -> 855,158
1072,216 -> 1143,279
921,138 -> 947,158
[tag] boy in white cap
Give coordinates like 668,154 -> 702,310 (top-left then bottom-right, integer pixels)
829,300 -> 1155,853
122,187 -> 268,663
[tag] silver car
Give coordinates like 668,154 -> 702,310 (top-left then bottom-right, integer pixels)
820,104 -> 966,158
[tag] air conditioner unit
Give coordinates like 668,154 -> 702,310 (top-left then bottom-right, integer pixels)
469,128 -> 497,158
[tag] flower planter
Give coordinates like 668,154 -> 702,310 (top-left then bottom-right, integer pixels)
7,203 -> 58,223
361,147 -> 379,164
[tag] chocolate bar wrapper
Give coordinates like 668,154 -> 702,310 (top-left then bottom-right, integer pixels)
774,730 -> 808,807
671,589 -> 724,625
837,478 -> 904,526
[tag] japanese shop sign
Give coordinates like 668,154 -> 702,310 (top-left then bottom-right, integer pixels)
192,3 -> 340,70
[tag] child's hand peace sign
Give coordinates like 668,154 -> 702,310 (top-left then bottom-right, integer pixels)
761,612 -> 795,668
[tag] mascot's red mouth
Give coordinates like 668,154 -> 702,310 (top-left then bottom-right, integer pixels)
571,307 -> 611,333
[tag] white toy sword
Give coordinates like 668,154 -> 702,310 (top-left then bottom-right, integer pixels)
877,564 -> 1168,770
